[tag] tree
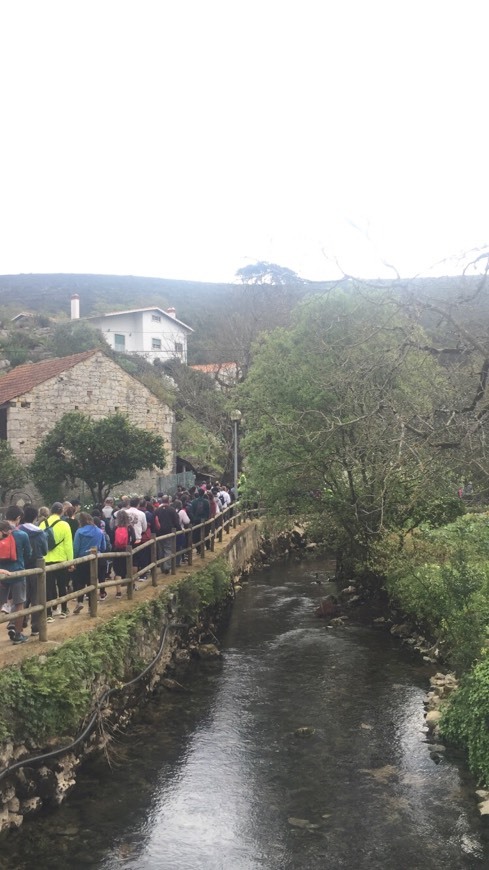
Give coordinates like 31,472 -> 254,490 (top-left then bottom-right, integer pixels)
235,261 -> 303,286
240,291 -> 458,571
0,443 -> 28,502
163,359 -> 233,476
51,321 -> 109,358
30,413 -> 166,504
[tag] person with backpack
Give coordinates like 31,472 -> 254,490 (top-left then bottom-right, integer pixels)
188,488 -> 210,555
173,498 -> 190,566
19,505 -> 48,637
155,496 -> 180,574
93,516 -> 111,599
62,503 -> 79,540
72,513 -> 106,613
188,488 -> 210,524
39,502 -> 74,621
136,499 -> 156,579
1,507 -> 32,644
112,510 -> 136,598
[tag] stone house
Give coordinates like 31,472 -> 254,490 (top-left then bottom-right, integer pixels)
0,349 -> 174,501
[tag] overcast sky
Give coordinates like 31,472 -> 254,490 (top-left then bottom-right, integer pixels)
0,1 -> 486,283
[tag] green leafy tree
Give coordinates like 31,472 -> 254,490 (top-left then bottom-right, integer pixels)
235,261 -> 303,286
0,443 -> 28,502
164,359 -> 232,476
51,321 -> 109,358
240,291 -> 452,570
30,412 -> 166,504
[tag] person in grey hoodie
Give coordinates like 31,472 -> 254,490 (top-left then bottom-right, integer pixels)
72,513 -> 106,614
19,505 -> 48,637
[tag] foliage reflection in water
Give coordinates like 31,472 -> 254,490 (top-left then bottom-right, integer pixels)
3,561 -> 489,869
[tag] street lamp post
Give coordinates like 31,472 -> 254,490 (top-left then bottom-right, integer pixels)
230,409 -> 242,499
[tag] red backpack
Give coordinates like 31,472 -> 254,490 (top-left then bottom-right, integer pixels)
0,531 -> 17,561
114,526 -> 129,550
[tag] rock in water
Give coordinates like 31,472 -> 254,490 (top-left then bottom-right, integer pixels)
294,726 -> 316,738
194,643 -> 221,659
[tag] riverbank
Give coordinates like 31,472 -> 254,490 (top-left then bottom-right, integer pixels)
0,520 -> 262,833
3,559 -> 486,870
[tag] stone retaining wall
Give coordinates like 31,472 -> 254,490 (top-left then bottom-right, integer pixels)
0,523 -> 262,834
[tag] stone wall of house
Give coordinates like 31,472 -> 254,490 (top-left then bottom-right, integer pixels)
6,352 -> 174,499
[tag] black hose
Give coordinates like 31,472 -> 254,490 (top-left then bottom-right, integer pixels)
0,620 -> 187,783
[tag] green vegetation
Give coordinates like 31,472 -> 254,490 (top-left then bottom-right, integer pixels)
240,291 -> 451,571
0,597 -> 166,744
440,657 -> 489,784
0,561 -> 233,746
0,442 -> 28,501
30,412 -> 166,503
372,514 -> 489,672
164,360 -> 233,477
174,559 -> 232,619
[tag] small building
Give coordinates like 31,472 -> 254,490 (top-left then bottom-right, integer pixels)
83,303 -> 193,364
0,349 -> 175,499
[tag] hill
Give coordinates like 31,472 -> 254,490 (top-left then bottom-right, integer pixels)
0,271 -> 485,364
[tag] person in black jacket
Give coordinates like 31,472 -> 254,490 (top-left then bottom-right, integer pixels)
188,488 -> 210,555
155,496 -> 180,574
19,505 -> 48,636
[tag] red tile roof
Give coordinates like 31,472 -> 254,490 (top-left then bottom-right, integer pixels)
191,362 -> 237,373
0,350 -> 100,405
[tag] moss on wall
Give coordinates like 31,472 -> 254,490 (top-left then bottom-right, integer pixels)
0,559 -> 233,747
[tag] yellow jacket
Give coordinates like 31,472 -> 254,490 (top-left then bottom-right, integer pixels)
40,515 -> 74,564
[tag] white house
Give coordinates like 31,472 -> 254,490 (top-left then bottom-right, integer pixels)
77,298 -> 193,363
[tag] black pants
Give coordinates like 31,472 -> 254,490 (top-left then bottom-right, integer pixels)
46,565 -> 69,615
73,562 -> 91,604
25,575 -> 39,633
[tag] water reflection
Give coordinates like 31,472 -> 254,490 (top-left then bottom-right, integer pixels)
4,562 -> 489,869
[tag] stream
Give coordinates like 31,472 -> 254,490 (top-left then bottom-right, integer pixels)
3,560 -> 489,869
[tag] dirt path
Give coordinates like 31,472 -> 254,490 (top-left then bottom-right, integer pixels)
0,529 -> 243,669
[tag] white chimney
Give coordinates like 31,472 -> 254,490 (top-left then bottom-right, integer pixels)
166,307 -> 176,319
71,294 -> 80,320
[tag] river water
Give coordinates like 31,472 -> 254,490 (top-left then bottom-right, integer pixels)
4,561 -> 489,869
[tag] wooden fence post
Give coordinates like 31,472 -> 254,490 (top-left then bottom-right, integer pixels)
126,546 -> 133,598
150,535 -> 158,587
37,558 -> 47,643
187,528 -> 193,566
200,523 -> 205,558
171,533 -> 176,575
88,549 -> 98,617
210,518 -> 215,552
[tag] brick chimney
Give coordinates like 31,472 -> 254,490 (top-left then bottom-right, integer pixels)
166,307 -> 176,319
71,294 -> 80,320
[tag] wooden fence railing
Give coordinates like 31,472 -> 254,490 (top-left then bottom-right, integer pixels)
0,503 -> 262,643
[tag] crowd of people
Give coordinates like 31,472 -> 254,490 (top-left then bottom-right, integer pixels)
0,482 -> 236,645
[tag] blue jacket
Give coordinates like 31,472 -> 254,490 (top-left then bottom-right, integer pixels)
0,528 -> 32,576
74,525 -> 106,559
19,523 -> 48,568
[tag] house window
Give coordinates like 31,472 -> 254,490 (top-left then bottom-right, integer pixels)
0,408 -> 6,440
114,333 -> 125,351
152,338 -> 162,350
151,314 -> 161,323
175,342 -> 183,355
